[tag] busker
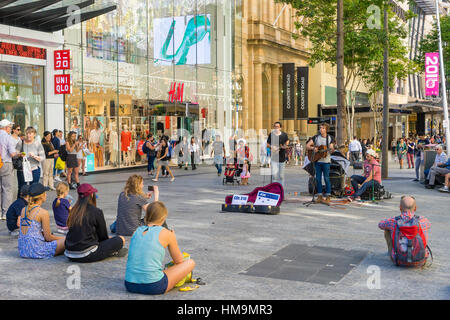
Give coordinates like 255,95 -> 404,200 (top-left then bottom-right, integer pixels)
306,122 -> 335,205
378,196 -> 431,267
348,149 -> 381,202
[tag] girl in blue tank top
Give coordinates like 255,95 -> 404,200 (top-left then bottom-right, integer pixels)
124,201 -> 195,295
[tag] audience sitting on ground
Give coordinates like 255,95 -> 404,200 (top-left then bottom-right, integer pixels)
18,183 -> 65,259
64,184 -> 127,263
115,175 -> 162,237
439,173 -> 450,193
425,151 -> 450,189
52,182 -> 72,234
348,149 -> 381,201
6,185 -> 30,237
378,196 -> 431,267
424,145 -> 447,185
125,201 -> 196,295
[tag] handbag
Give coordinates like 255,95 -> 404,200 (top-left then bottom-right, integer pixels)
55,157 -> 66,170
13,141 -> 24,171
22,157 -> 33,182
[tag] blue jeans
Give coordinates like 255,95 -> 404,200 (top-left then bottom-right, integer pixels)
147,156 -> 156,172
214,155 -> 223,174
315,162 -> 331,195
353,179 -> 380,198
17,167 -> 41,195
415,156 -> 422,180
271,161 -> 285,188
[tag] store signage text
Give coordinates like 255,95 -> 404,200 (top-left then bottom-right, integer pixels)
0,42 -> 46,59
168,82 -> 184,103
425,52 -> 439,96
55,75 -> 71,94
54,50 -> 71,70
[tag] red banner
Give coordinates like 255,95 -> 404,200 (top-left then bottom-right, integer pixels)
54,50 -> 71,70
55,75 -> 71,94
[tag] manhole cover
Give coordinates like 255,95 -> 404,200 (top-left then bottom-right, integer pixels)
241,244 -> 367,285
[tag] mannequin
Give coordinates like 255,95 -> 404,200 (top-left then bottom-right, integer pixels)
121,124 -> 132,166
109,123 -> 119,167
130,124 -> 137,165
89,117 -> 104,168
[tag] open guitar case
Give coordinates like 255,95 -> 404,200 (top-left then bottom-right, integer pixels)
221,183 -> 284,215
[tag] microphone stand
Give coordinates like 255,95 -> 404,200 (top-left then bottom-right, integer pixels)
303,148 -> 318,207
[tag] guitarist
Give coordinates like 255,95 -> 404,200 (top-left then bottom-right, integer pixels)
306,122 -> 335,205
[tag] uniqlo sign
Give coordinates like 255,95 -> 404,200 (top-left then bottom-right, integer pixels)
54,50 -> 71,70
55,75 -> 71,94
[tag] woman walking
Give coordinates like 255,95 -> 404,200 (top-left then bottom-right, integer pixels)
66,131 -> 81,190
407,138 -> 415,169
188,137 -> 200,170
41,131 -> 58,190
16,127 -> 45,194
77,135 -> 89,176
152,139 -> 175,182
144,134 -> 157,176
397,138 -> 407,169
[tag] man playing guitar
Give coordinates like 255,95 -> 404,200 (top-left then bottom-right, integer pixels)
306,122 -> 335,205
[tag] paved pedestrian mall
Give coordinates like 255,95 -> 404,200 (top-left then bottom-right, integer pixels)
0,164 -> 449,300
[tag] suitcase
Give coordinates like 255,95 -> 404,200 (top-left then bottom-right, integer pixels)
221,204 -> 280,215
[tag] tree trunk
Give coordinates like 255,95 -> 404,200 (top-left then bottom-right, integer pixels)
336,0 -> 345,146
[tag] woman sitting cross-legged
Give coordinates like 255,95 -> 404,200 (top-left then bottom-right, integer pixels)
125,201 -> 195,295
64,184 -> 127,263
18,183 -> 66,259
115,175 -> 161,237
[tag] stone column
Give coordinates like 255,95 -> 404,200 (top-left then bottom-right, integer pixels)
271,65 -> 280,125
254,62 -> 263,132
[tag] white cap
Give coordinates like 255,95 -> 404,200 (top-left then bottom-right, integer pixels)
0,119 -> 13,128
367,149 -> 378,158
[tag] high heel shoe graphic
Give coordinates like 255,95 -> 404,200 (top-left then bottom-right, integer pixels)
160,15 -> 211,65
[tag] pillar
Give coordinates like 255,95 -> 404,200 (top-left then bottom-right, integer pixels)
271,65 -> 280,125
254,62 -> 263,132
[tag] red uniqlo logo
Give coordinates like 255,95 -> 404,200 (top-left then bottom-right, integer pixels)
55,75 -> 71,94
168,82 -> 184,103
54,50 -> 71,70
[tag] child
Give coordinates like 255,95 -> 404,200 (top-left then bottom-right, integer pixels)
125,202 -> 195,295
240,159 -> 251,185
52,182 -> 72,234
6,185 -> 31,236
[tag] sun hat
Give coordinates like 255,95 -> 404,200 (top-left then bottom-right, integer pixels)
0,119 -> 13,128
366,149 -> 378,158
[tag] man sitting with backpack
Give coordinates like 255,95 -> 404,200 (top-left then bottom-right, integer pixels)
378,196 -> 431,267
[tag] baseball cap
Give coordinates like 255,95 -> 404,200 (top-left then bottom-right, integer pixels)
19,184 -> 31,197
0,119 -> 13,128
367,149 -> 378,158
77,184 -> 98,198
29,183 -> 50,197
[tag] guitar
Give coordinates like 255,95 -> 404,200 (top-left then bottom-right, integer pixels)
308,145 -> 332,163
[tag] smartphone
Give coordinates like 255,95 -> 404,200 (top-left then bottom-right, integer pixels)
148,186 -> 154,192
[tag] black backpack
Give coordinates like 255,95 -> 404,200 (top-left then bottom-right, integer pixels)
59,144 -> 68,162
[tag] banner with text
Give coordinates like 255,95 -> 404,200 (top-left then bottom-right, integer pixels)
282,63 -> 295,120
425,52 -> 439,96
297,66 -> 309,119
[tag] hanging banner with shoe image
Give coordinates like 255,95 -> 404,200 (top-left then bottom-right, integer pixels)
282,63 -> 295,120
297,66 -> 309,120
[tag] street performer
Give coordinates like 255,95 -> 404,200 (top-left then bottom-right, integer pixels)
306,123 -> 335,205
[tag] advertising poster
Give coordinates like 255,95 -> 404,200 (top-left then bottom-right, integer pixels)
425,52 -> 439,96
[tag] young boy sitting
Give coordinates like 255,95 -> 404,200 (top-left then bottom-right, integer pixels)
6,185 -> 31,236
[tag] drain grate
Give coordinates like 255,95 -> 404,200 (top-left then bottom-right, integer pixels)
241,244 -> 367,285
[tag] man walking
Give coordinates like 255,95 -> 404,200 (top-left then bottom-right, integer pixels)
267,122 -> 289,189
413,133 -> 429,182
211,135 -> 226,176
0,119 -> 22,220
349,136 -> 362,164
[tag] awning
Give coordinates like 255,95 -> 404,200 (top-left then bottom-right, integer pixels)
414,0 -> 437,15
0,0 -> 116,32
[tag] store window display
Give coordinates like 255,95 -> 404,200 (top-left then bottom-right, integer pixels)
88,117 -> 105,168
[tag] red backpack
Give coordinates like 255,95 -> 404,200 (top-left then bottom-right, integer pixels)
392,216 -> 430,267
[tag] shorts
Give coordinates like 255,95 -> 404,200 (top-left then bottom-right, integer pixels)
66,154 -> 79,169
125,273 -> 168,295
158,160 -> 169,167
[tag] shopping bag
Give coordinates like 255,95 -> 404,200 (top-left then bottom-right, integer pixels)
23,158 -> 33,182
55,157 -> 66,170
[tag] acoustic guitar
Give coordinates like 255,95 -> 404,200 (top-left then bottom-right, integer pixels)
308,145 -> 332,163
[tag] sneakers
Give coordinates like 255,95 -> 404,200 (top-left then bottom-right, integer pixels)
9,230 -> 19,237
439,186 -> 449,193
152,178 -> 158,182
425,184 -> 435,189
113,248 -> 128,258
170,177 -> 175,182
1,214 -> 5,220
54,176 -> 62,182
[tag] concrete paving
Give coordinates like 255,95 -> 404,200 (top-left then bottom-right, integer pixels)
0,161 -> 449,300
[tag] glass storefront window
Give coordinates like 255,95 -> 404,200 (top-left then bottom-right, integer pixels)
63,0 -> 238,172
0,62 -> 45,136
